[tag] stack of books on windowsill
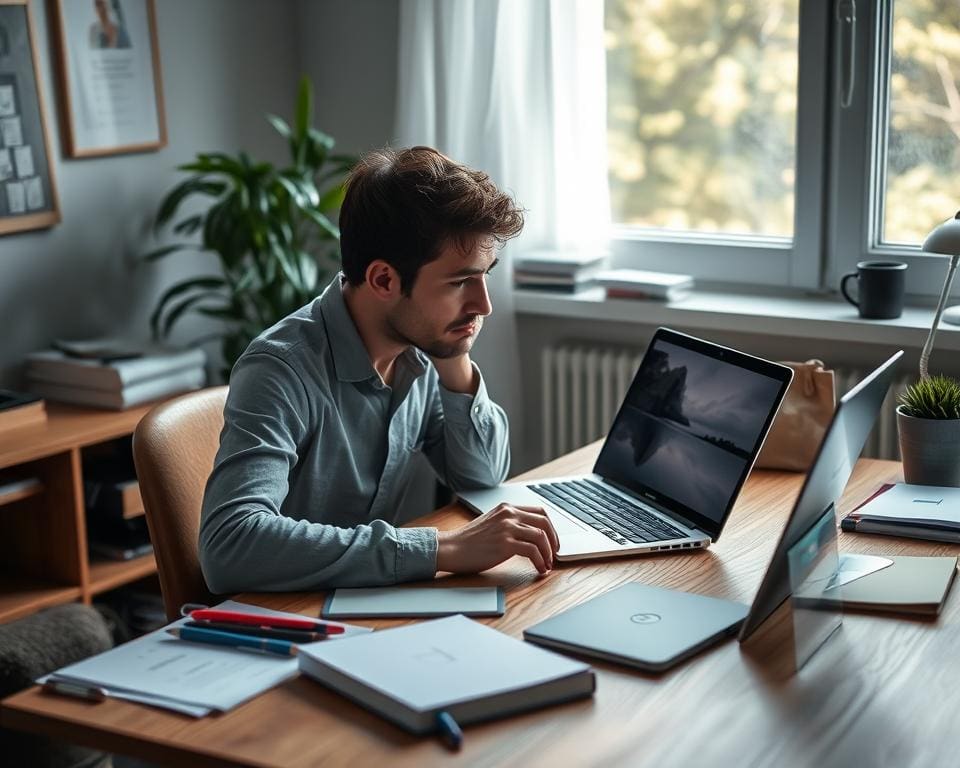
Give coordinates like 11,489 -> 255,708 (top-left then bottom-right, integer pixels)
0,389 -> 46,434
595,268 -> 694,302
513,250 -> 607,293
25,342 -> 207,410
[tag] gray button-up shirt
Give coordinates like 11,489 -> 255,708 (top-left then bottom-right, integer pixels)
199,277 -> 511,593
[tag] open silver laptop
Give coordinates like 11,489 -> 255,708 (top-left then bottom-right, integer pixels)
459,328 -> 793,561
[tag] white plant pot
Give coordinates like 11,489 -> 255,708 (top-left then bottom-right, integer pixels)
896,405 -> 960,487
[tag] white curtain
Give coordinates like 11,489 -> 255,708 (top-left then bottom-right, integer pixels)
395,0 -> 609,469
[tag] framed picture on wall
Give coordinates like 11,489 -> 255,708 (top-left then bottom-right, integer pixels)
0,0 -> 60,235
51,0 -> 166,157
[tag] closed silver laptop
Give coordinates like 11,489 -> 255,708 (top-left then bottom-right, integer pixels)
524,582 -> 749,672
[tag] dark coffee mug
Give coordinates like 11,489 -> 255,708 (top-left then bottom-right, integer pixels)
840,261 -> 907,319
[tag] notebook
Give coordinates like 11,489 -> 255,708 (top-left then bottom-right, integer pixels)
459,327 -> 793,561
523,583 -> 748,672
794,555 -> 958,616
841,483 -> 960,543
321,586 -> 504,619
297,615 -> 595,734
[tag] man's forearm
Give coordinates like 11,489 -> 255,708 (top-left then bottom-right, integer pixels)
431,354 -> 479,394
199,503 -> 438,593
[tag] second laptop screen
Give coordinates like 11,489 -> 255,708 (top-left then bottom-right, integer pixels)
594,337 -> 785,525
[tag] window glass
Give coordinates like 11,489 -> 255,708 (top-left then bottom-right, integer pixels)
605,0 -> 799,238
882,0 -> 960,245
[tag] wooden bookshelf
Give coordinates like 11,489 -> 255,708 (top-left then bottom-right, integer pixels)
0,401 -> 163,623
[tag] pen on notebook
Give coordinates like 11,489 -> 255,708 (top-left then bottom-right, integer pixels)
184,620 -> 330,643
435,710 -> 463,751
42,680 -> 107,703
168,626 -> 299,657
188,608 -> 345,634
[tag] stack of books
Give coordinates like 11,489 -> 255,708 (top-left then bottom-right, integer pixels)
25,344 -> 207,410
841,483 -> 960,543
84,439 -> 153,561
513,250 -> 606,293
0,389 -> 46,433
595,268 -> 694,302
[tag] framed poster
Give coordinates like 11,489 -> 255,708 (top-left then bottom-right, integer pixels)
0,0 -> 60,234
52,0 -> 166,157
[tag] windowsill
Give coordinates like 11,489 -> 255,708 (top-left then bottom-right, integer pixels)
514,286 -> 960,351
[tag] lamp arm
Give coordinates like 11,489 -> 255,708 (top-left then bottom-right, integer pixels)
920,253 -> 960,380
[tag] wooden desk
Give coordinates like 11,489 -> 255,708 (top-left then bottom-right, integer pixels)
2,446 -> 957,767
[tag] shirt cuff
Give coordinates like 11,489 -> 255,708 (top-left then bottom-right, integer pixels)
395,527 -> 439,582
439,363 -> 492,431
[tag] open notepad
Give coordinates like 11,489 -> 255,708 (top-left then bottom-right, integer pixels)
41,600 -> 370,716
298,615 -> 595,734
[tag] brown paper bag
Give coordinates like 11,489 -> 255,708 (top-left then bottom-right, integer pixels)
755,360 -> 835,472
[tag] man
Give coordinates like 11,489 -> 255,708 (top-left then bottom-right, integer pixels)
199,146 -> 559,593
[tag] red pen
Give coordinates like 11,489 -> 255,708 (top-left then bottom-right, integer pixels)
188,608 -> 345,634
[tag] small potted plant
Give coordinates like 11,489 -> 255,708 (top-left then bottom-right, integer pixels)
896,212 -> 960,486
897,375 -> 960,486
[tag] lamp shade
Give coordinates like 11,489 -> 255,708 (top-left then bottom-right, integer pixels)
923,211 -> 960,255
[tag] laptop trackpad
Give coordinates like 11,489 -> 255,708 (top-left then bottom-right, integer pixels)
545,509 -> 585,536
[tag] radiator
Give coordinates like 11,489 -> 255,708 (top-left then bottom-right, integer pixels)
540,343 -> 911,463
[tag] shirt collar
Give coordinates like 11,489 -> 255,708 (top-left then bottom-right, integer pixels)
319,274 -> 428,383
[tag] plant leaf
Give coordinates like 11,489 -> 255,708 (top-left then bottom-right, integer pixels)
160,292 -> 226,338
150,276 -> 227,336
155,177 -> 225,229
196,305 -> 243,320
317,183 -> 346,212
266,113 -> 291,139
302,207 -> 340,239
295,75 -> 311,143
173,214 -> 204,236
143,243 -> 187,263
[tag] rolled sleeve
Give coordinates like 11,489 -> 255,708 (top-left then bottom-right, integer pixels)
396,527 -> 440,582
423,364 -> 511,490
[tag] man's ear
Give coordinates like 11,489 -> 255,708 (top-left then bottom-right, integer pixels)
364,260 -> 402,301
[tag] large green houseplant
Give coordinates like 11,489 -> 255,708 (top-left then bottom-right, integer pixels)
146,76 -> 355,378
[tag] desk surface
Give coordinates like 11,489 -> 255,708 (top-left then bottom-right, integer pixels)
3,446 -> 957,767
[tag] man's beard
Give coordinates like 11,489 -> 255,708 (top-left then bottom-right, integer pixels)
386,314 -> 482,359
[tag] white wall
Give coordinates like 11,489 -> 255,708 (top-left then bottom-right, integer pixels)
2,0 -> 300,388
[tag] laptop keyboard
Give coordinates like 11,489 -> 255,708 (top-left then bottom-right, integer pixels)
530,479 -> 687,546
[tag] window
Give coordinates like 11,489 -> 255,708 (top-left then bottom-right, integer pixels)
832,0 -> 960,295
606,1 -> 798,239
882,0 -> 960,246
606,0 -> 960,296
605,1 -> 827,288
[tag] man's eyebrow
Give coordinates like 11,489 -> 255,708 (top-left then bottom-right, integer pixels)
445,258 -> 500,279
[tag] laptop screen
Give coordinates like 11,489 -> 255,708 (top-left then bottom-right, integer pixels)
593,329 -> 792,539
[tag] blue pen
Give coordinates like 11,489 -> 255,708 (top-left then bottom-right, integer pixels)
167,625 -> 298,657
435,710 -> 463,751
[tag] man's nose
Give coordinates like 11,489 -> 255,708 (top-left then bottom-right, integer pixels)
470,279 -> 493,317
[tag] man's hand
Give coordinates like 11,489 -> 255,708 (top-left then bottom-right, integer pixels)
436,504 -> 560,575
430,354 -> 478,394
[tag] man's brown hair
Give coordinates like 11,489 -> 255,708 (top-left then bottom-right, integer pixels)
339,147 -> 524,293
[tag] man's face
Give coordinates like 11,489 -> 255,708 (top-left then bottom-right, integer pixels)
385,237 -> 497,359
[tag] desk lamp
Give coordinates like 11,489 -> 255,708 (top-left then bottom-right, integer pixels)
919,211 -> 960,379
